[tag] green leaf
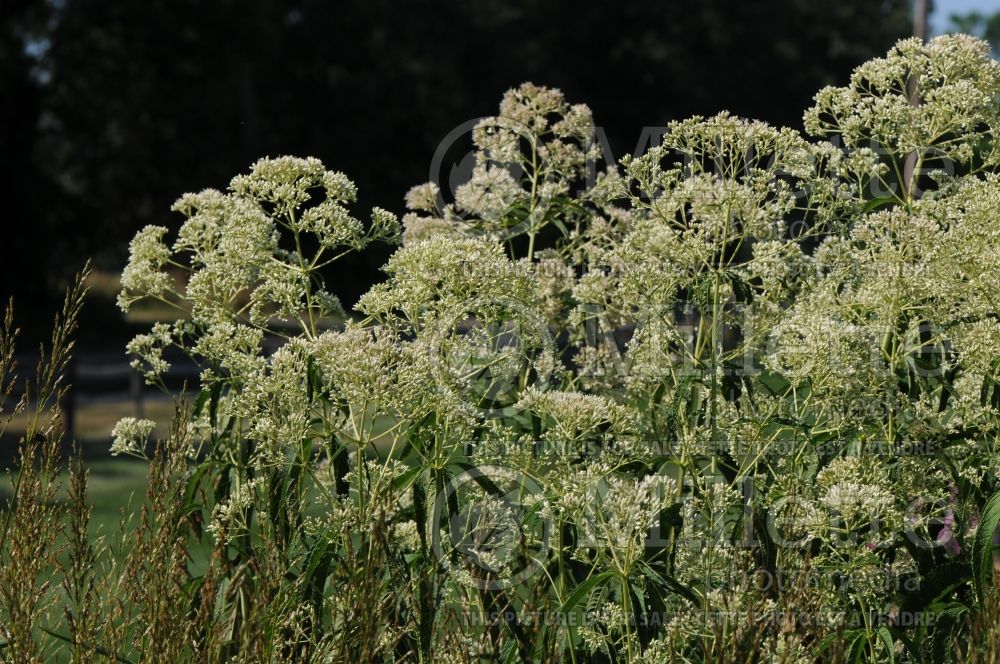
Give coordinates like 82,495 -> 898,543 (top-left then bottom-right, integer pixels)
757,370 -> 791,396
930,603 -> 968,664
447,461 -> 505,497
972,489 -> 1000,603
558,571 -> 615,613
636,560 -> 701,606
300,536 -> 336,623
848,629 -> 869,664
728,272 -> 754,304
327,435 -> 350,497
862,196 -> 896,213
192,387 -> 211,417
208,381 -> 222,429
38,627 -> 136,664
629,579 -> 646,615
818,628 -> 865,661
392,464 -> 424,492
816,628 -> 854,656
500,638 -> 519,664
876,627 -> 895,663
306,355 -> 319,404
549,214 -> 570,237
900,562 -> 969,614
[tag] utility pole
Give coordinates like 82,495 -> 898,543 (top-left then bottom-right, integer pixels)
913,0 -> 929,41
903,0 -> 931,200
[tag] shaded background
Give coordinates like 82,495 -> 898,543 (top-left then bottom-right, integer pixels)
2,0 -> 999,351
1,1 -> 999,638
2,0 -> 1000,516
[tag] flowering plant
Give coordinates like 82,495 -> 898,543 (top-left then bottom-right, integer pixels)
107,35 -> 1000,662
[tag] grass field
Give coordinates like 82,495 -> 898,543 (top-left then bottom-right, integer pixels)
1,395 -> 173,542
0,457 -> 148,536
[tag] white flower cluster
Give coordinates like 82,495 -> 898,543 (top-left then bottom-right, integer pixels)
814,456 -> 902,541
805,34 -> 1000,181
118,226 -> 173,306
562,472 -> 675,574
115,38 -> 1000,661
357,235 -> 537,330
518,387 -> 633,444
119,156 -> 399,334
401,82 -> 609,249
110,416 -> 157,457
206,476 -> 263,542
125,321 -> 176,382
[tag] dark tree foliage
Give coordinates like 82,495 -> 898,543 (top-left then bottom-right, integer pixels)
1,0 -> 53,308
2,0 -> 910,341
950,10 -> 1000,52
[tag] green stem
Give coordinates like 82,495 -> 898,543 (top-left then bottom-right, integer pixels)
620,574 -> 637,662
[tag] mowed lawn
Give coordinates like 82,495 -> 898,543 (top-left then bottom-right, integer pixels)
1,394 -> 184,547
0,457 -> 150,537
